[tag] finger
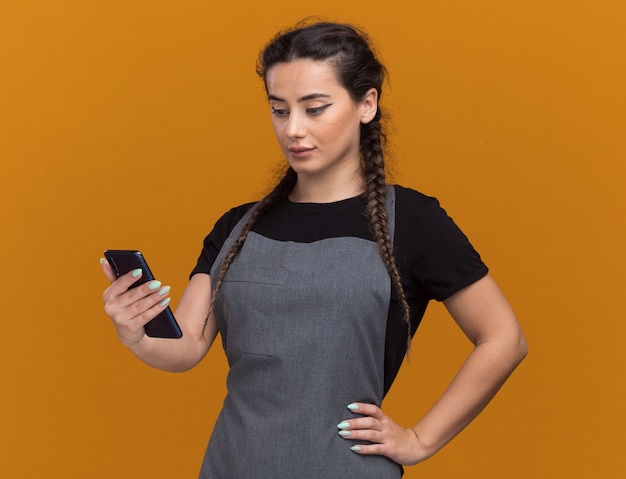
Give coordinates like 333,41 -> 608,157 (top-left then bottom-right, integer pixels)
345,402 -> 385,420
121,279 -> 167,309
348,443 -> 387,456
348,429 -> 421,465
102,267 -> 145,303
337,426 -> 382,443
338,402 -> 386,433
125,294 -> 172,327
338,416 -> 380,432
104,280 -> 170,319
100,258 -> 117,283
108,296 -> 171,347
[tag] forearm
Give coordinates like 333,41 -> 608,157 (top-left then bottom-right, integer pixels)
334,277 -> 525,466
125,331 -> 213,372
411,332 -> 527,460
126,276 -> 218,371
102,267 -> 216,372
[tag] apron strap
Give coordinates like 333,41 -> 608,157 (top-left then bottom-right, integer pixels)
385,184 -> 396,246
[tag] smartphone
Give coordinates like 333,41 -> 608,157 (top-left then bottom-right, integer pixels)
104,250 -> 183,339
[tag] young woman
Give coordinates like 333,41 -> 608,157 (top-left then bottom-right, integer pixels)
101,21 -> 527,478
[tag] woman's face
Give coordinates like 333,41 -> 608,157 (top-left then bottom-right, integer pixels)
265,59 -> 377,183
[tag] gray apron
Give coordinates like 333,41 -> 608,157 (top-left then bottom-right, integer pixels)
201,187 -> 401,478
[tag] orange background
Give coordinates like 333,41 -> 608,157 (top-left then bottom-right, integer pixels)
1,1 -> 624,477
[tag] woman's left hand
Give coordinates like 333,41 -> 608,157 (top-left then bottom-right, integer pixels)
338,276 -> 527,467
337,402 -> 425,466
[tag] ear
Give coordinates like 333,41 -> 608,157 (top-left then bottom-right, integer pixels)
359,88 -> 379,124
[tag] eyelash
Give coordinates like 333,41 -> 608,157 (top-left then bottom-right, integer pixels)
307,104 -> 332,115
271,106 -> 288,117
271,104 -> 332,117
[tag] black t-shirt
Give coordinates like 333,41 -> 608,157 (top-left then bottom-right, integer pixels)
192,185 -> 488,395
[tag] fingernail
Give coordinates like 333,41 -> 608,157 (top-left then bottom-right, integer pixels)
159,297 -> 171,307
351,445 -> 362,452
337,422 -> 350,429
338,430 -> 351,437
158,285 -> 171,296
347,403 -> 359,411
148,280 -> 161,290
132,268 -> 142,278
99,258 -> 106,264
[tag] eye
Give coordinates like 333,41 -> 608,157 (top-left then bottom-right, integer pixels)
271,106 -> 289,117
306,104 -> 332,115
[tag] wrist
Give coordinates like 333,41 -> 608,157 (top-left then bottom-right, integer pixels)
408,427 -> 440,464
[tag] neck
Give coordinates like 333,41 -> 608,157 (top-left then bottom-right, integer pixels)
289,170 -> 366,203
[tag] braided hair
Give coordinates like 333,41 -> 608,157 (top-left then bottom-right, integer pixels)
205,20 -> 412,352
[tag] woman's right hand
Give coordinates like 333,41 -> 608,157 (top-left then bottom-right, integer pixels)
101,259 -> 171,347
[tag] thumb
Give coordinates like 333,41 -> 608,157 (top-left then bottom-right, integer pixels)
100,258 -> 117,283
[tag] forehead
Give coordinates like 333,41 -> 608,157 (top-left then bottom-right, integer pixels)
265,59 -> 344,98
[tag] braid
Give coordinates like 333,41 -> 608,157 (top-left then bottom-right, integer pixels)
202,168 -> 298,335
222,22 -> 407,347
361,120 -> 412,355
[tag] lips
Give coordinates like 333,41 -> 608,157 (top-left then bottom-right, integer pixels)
288,146 -> 314,153
288,146 -> 315,158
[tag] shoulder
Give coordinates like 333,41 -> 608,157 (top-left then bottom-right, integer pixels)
391,184 -> 442,224
212,202 -> 257,237
392,184 -> 434,203
391,183 -> 471,242
221,201 -> 257,220
202,201 -> 257,255
391,184 -> 488,301
190,201 -> 258,277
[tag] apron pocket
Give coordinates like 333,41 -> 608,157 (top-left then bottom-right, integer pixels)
221,263 -> 288,355
223,263 -> 288,285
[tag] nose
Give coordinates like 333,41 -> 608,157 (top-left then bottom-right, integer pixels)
285,112 -> 305,139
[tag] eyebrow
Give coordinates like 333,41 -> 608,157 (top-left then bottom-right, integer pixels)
268,93 -> 331,102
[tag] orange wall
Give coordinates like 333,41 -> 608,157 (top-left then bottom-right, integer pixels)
1,1 -> 624,477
